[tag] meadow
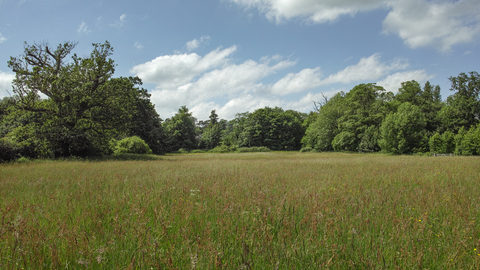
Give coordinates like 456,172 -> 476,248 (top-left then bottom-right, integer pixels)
0,152 -> 479,269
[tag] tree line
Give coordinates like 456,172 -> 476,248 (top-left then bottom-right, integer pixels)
0,41 -> 479,162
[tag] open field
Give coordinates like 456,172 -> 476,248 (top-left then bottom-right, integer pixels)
1,152 -> 480,269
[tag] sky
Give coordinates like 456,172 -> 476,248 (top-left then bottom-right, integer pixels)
0,0 -> 479,120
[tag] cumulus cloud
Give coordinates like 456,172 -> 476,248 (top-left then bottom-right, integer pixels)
376,70 -> 435,93
383,0 -> 480,52
266,53 -> 407,95
185,36 -> 211,51
321,53 -> 408,84
134,47 -> 431,120
269,68 -> 323,95
0,33 -> 6,43
77,22 -> 89,34
228,0 -> 480,51
130,46 -> 237,88
229,0 -> 385,23
147,54 -> 295,118
0,71 -> 15,99
111,14 -> 126,27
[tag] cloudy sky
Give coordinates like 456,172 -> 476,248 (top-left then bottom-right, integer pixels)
0,0 -> 479,120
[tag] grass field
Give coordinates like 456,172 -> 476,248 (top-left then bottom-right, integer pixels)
1,152 -> 479,269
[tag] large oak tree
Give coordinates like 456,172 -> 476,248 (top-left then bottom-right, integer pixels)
8,41 -> 156,157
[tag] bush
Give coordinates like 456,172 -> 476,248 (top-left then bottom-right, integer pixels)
176,148 -> 189,154
237,147 -> 272,153
0,137 -> 21,163
191,149 -> 205,154
114,136 -> 153,155
300,146 -> 313,152
210,145 -> 230,153
16,157 -> 31,164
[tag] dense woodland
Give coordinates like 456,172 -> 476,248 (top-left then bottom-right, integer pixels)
1,42 -> 479,162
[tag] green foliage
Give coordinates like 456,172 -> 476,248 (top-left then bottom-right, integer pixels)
209,145 -> 230,153
439,72 -> 480,132
357,125 -> 381,153
0,137 -> 21,163
16,157 -> 32,164
198,110 -> 222,149
332,131 -> 357,151
224,107 -> 306,151
237,146 -> 272,153
127,88 -> 166,155
379,102 -> 427,154
7,41 -> 152,157
302,92 -> 346,151
162,106 -> 197,151
114,136 -> 152,155
299,146 -> 313,152
454,124 -> 480,155
176,148 -> 190,154
333,83 -> 391,152
441,131 -> 456,154
394,81 -> 443,135
89,153 -> 161,161
429,133 -> 443,153
430,131 -> 456,154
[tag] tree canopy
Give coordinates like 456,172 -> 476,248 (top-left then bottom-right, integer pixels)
1,40 -> 479,160
4,41 -> 164,158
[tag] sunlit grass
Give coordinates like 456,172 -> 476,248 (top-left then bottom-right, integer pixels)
1,152 -> 479,269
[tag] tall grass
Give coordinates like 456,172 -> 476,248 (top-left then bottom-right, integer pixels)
0,152 -> 479,269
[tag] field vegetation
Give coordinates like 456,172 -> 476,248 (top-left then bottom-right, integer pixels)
1,152 -> 479,269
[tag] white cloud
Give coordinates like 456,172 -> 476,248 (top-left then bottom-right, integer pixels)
77,22 -> 89,34
229,0 -> 385,23
376,70 -> 435,93
321,53 -> 408,84
147,55 -> 295,118
135,47 -> 431,120
269,68 -> 323,95
383,0 -> 480,52
111,14 -> 126,27
229,0 -> 480,51
134,42 -> 143,50
0,33 -> 6,43
130,46 -> 237,88
266,53 -> 407,95
185,36 -> 211,51
0,71 -> 15,99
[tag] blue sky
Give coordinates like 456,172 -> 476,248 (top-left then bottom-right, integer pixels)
0,0 -> 479,120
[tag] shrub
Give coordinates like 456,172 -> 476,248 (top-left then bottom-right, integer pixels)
209,145 -> 230,153
237,147 -> 272,153
0,138 -> 21,163
16,157 -> 31,164
191,149 -> 205,154
176,148 -> 189,154
300,146 -> 313,152
114,136 -> 153,155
